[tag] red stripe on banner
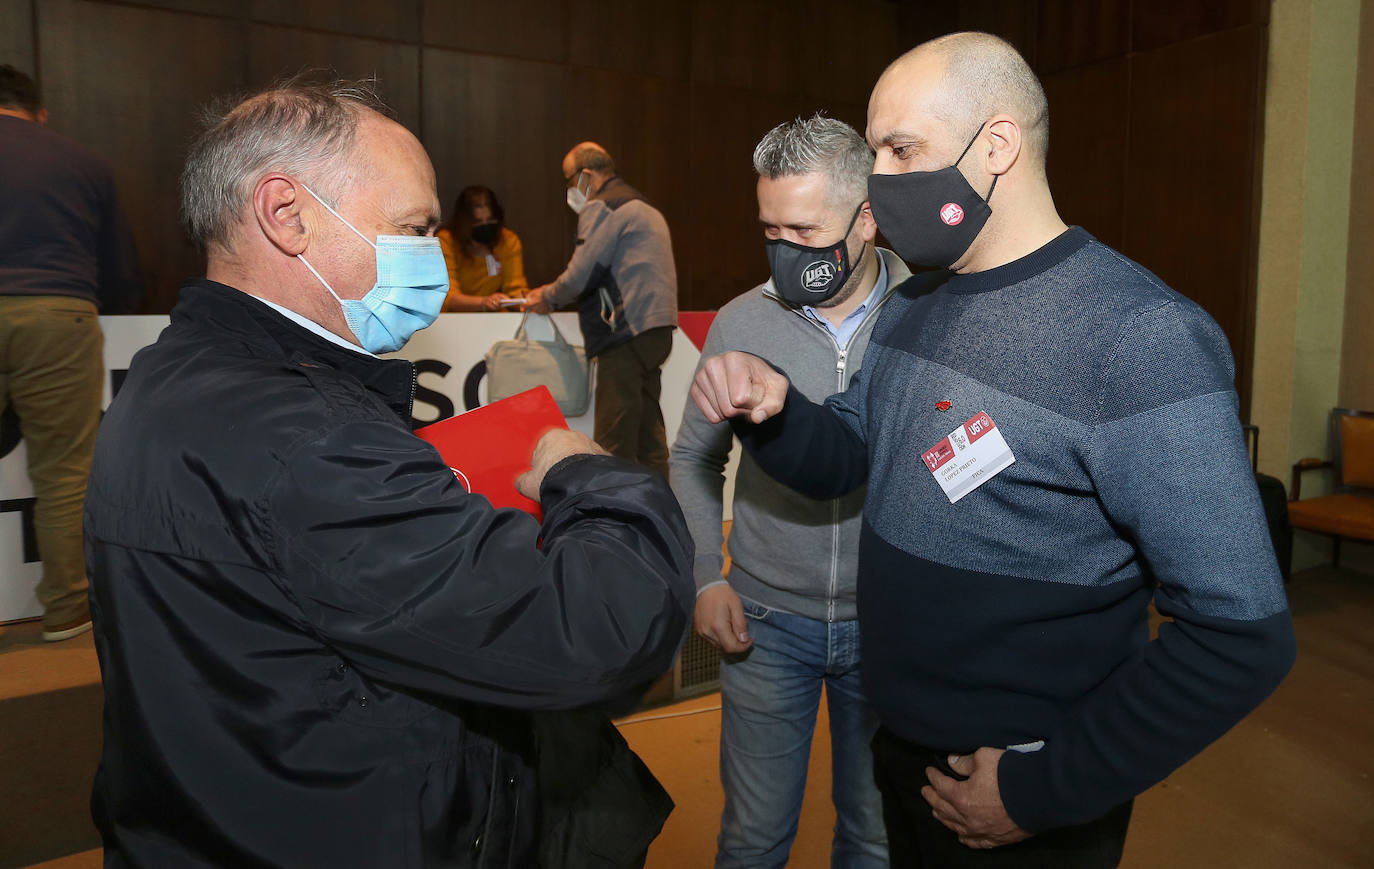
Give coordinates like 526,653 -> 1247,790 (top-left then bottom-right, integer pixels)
678,311 -> 718,352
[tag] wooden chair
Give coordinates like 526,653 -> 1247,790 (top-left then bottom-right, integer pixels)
1289,408 -> 1374,567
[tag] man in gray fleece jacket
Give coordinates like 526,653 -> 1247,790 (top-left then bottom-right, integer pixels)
529,142 -> 677,477
671,115 -> 910,868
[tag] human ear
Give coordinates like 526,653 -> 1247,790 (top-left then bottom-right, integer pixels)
985,116 -> 1022,176
858,201 -> 878,243
253,175 -> 309,256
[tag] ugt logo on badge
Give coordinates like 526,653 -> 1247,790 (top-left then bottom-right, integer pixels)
940,202 -> 964,226
802,261 -> 836,291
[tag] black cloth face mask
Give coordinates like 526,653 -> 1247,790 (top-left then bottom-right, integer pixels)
766,204 -> 862,306
470,221 -> 502,247
867,122 -> 997,269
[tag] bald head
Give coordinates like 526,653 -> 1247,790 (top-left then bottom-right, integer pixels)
879,32 -> 1049,169
563,141 -> 616,177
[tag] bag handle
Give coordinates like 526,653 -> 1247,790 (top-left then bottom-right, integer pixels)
512,311 -> 572,348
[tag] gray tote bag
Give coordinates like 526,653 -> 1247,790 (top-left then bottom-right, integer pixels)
484,312 -> 591,417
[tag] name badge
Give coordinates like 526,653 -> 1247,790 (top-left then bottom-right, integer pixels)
921,411 -> 1015,503
485,254 -> 501,277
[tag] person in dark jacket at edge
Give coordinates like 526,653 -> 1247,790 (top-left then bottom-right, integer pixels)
0,64 -> 143,642
84,77 -> 693,869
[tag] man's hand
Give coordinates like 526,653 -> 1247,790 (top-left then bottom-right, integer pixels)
515,428 -> 607,500
922,748 -> 1032,849
691,351 -> 789,425
525,286 -> 551,314
694,584 -> 752,654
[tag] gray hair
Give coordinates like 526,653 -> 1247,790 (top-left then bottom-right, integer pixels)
752,114 -> 873,210
180,76 -> 392,252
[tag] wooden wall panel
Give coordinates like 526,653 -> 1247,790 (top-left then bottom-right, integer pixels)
37,0 -> 246,313
1131,0 -> 1268,53
421,48 -> 569,286
689,0 -> 897,105
894,4 -> 960,51
568,0 -> 691,81
115,0 -> 242,16
250,0 -> 419,44
1041,57 -> 1128,250
689,0 -> 802,97
0,0 -> 34,76
1036,0 -> 1129,72
788,0 -> 902,105
807,0 -> 906,105
423,0 -> 567,64
951,0 -> 1038,62
246,25 -> 422,133
1124,26 -> 1267,413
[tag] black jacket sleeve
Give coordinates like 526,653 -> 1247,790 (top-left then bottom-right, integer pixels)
265,419 -> 694,710
731,379 -> 869,499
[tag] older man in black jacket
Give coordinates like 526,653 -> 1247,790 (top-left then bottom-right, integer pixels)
85,79 -> 693,868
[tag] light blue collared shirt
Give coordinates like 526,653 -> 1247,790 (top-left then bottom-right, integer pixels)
801,251 -> 889,350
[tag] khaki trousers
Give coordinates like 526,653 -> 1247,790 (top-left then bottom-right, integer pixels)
0,295 -> 103,627
592,327 -> 672,480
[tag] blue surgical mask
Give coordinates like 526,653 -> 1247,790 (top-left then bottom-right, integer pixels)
297,184 -> 448,354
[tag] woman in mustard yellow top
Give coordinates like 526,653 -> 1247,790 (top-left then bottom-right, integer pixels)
437,186 -> 529,311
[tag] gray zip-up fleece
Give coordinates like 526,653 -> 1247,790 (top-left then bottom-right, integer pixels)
669,248 -> 912,622
543,176 -> 677,357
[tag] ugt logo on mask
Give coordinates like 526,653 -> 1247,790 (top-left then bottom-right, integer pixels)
940,202 -> 965,226
802,261 -> 836,291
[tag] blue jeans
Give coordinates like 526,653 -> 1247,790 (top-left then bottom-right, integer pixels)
716,597 -> 888,869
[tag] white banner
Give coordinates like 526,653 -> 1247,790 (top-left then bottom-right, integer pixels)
0,312 -> 732,623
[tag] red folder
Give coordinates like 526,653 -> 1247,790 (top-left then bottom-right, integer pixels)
415,386 -> 569,518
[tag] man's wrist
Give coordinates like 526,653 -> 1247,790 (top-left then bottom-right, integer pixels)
696,579 -> 728,597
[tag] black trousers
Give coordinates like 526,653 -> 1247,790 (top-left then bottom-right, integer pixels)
592,327 -> 672,479
871,727 -> 1133,868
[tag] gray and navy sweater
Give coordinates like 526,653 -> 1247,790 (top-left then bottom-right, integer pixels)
735,227 -> 1296,832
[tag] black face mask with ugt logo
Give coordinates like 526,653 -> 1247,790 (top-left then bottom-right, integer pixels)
765,204 -> 862,306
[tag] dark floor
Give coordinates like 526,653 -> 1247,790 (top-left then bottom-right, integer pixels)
3,558 -> 1372,868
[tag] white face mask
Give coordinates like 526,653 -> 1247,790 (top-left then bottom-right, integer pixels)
566,172 -> 591,214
